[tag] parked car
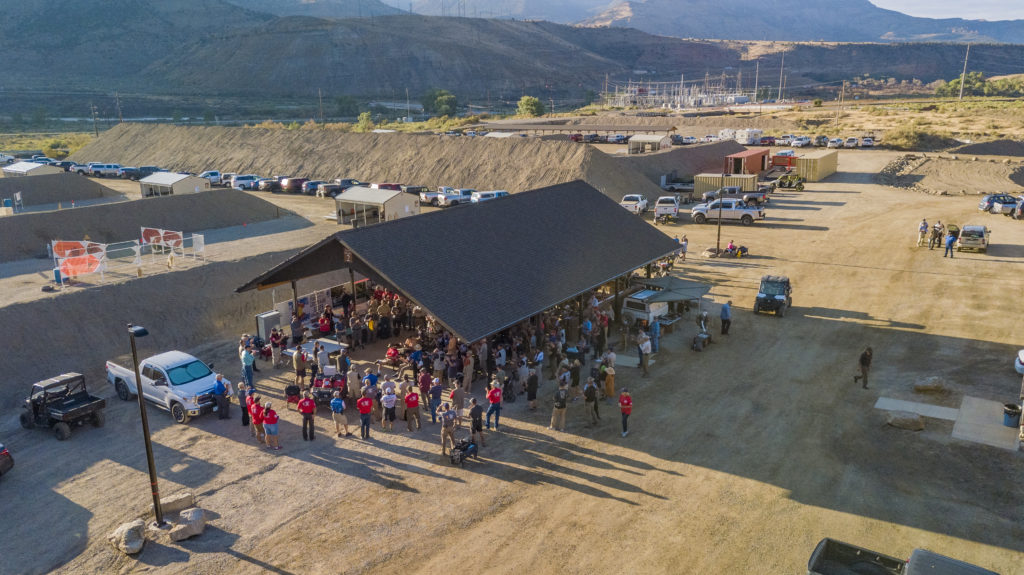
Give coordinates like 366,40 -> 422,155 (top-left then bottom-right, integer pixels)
827,138 -> 843,149
334,178 -> 364,191
317,183 -> 341,197
257,178 -> 281,192
88,163 -> 121,177
777,135 -> 794,145
117,167 -> 139,179
844,137 -> 859,148
281,178 -> 309,194
956,225 -> 990,253
437,188 -> 476,207
791,136 -> 811,148
619,194 -> 649,214
0,442 -> 11,477
370,183 -> 402,191
759,136 -> 777,146
106,350 -> 218,424
400,185 -> 428,196
860,137 -> 875,147
978,193 -> 1017,212
119,166 -> 162,180
302,180 -> 324,195
0,153 -> 15,164
470,190 -> 509,203
52,161 -> 78,171
199,170 -> 223,186
808,538 -> 997,575
582,134 -> 602,144
570,134 -> 583,142
753,275 -> 792,317
653,195 -> 680,223
691,198 -> 765,226
702,186 -> 769,205
19,373 -> 106,440
231,174 -> 260,190
813,135 -> 829,147
992,195 -> 1023,216
420,186 -> 450,206
608,134 -> 629,144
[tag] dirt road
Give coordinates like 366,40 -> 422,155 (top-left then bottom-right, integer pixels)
1,151 -> 1022,574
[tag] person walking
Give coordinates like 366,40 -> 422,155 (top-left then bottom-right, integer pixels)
330,391 -> 352,437
405,386 -> 421,431
583,377 -> 600,425
930,220 -> 945,250
944,231 -> 956,258
380,386 -> 397,432
237,382 -> 251,426
720,301 -> 732,336
917,218 -> 928,247
468,397 -> 486,447
269,328 -> 284,368
525,368 -> 539,411
619,389 -> 632,437
262,401 -> 281,451
485,381 -> 502,431
853,347 -> 873,389
293,348 -> 308,390
549,381 -> 569,431
213,374 -> 232,420
297,391 -> 316,441
680,235 -> 688,262
356,390 -> 374,439
639,335 -> 651,377
439,403 -> 458,455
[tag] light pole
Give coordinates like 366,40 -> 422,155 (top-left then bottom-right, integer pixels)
715,174 -> 725,255
128,324 -> 167,527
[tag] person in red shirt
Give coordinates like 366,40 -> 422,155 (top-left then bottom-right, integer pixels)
297,391 -> 317,441
250,395 -> 265,444
485,382 -> 503,431
618,389 -> 633,438
356,390 -> 374,439
262,401 -> 281,450
404,387 -> 421,431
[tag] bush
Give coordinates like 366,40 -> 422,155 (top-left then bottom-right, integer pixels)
517,96 -> 545,117
813,99 -> 823,107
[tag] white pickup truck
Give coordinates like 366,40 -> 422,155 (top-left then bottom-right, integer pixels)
619,194 -> 649,214
653,195 -> 680,222
106,350 -> 219,424
437,188 -> 477,207
691,198 -> 766,226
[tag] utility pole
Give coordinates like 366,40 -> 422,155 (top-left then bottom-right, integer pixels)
406,87 -> 411,121
753,59 -> 759,103
115,92 -> 123,123
835,81 -> 846,129
90,102 -> 99,137
318,88 -> 324,123
778,51 -> 785,102
958,43 -> 971,101
782,75 -> 787,102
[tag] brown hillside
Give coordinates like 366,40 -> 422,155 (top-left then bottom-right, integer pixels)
0,173 -> 123,207
70,123 -> 696,201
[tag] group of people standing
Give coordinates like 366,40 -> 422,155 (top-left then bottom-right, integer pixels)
917,218 -> 957,257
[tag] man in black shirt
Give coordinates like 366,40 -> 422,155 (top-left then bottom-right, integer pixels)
468,397 -> 486,447
854,347 -> 873,389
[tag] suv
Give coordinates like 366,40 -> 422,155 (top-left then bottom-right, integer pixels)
844,137 -> 859,148
470,190 -> 509,203
302,180 -> 324,195
956,225 -> 990,253
231,174 -> 260,189
19,373 -> 107,440
281,178 -> 309,193
89,163 -> 121,177
978,193 -> 1017,213
827,138 -> 843,149
813,135 -> 829,147
753,276 -> 792,317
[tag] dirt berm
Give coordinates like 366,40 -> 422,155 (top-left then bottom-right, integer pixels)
0,172 -> 122,206
0,189 -> 282,262
70,123 -> 742,200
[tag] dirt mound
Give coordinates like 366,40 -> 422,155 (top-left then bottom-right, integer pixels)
69,123 -> 675,202
952,139 -> 1024,157
0,251 -> 288,409
0,189 -> 282,262
0,173 -> 122,206
878,154 -> 1024,196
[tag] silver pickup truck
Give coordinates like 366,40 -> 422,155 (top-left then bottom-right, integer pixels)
691,198 -> 766,226
106,350 -> 219,424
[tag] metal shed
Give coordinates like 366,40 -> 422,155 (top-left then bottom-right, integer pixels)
628,134 -> 673,155
2,161 -> 63,177
138,173 -> 211,197
334,186 -> 419,227
794,149 -> 839,182
724,148 -> 770,174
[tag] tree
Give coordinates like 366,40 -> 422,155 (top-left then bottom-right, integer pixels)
517,95 -> 545,117
355,111 -> 374,132
813,99 -> 823,107
335,95 -> 360,117
422,89 -> 457,116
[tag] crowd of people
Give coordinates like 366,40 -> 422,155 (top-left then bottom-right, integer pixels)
214,287 -> 642,456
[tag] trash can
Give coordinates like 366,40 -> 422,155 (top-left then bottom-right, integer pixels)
52,267 -> 62,284
2,198 -> 11,207
1004,403 -> 1021,428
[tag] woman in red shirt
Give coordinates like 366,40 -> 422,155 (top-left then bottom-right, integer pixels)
250,395 -> 265,444
618,389 -> 632,438
262,401 -> 281,450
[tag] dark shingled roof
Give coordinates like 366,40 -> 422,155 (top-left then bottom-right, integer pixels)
238,180 -> 679,342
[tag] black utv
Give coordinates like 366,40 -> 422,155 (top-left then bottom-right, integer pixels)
753,275 -> 792,317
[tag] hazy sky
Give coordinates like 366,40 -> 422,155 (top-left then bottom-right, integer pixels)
871,1 -> 1024,20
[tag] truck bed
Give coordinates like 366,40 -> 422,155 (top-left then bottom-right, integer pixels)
808,538 -> 905,575
48,392 -> 106,420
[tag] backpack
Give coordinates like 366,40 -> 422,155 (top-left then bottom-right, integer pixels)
554,389 -> 568,409
584,385 -> 597,402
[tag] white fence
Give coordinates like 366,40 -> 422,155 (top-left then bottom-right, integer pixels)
48,228 -> 205,286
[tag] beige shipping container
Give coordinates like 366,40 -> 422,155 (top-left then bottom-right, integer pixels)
694,173 -> 758,195
794,150 -> 838,182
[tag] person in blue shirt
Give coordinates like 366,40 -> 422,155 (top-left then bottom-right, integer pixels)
720,301 -> 732,336
362,366 -> 379,388
944,232 -> 956,258
650,318 -> 661,353
213,374 -> 232,420
330,391 -> 352,437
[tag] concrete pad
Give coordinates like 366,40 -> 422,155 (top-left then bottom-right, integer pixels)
951,396 -> 1021,451
874,397 -> 959,421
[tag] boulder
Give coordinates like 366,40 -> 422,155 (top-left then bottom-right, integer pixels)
887,410 -> 924,431
169,507 -> 206,542
914,376 -> 948,393
108,519 -> 146,555
154,491 -> 195,515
